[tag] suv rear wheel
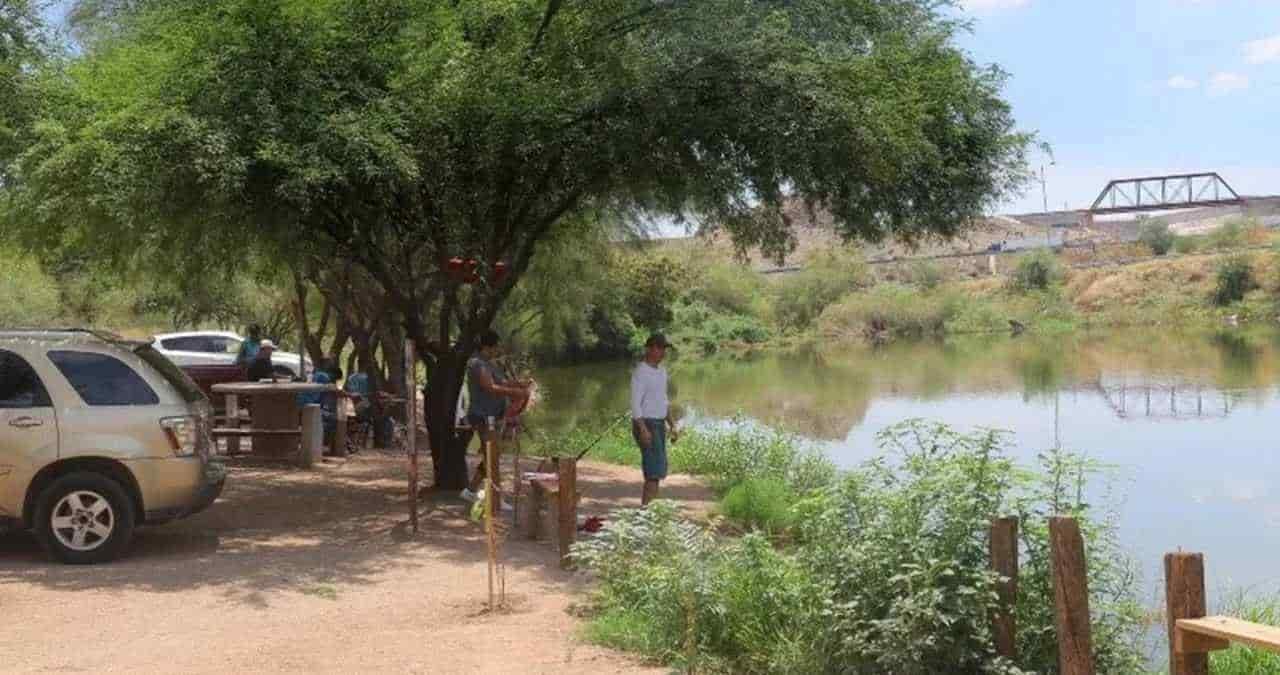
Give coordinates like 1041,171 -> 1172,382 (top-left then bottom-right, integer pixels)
34,472 -> 136,564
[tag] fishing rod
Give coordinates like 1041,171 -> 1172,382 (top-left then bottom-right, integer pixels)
575,412 -> 631,461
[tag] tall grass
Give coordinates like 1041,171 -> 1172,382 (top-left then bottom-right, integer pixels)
817,283 -> 960,340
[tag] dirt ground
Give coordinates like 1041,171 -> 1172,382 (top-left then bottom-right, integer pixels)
0,449 -> 715,674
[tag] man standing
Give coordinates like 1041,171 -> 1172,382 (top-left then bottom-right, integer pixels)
461,330 -> 528,508
631,333 -> 678,505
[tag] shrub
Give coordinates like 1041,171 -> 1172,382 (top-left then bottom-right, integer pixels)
1212,256 -> 1257,306
0,247 -> 63,326
665,300 -> 771,356
577,421 -> 1146,674
817,284 -> 959,339
1174,235 -> 1201,255
689,264 -> 769,317
719,477 -> 799,533
772,248 -> 868,329
909,260 -> 946,289
1139,220 -> 1175,256
1010,250 -> 1061,293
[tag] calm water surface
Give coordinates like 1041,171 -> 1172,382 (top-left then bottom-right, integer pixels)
529,327 -> 1280,599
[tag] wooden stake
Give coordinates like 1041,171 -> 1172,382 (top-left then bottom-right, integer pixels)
405,340 -> 418,535
224,393 -> 240,455
486,418 -> 501,518
1049,517 -> 1095,675
485,426 -> 496,611
557,457 -> 577,570
1166,552 -> 1210,675
990,517 -> 1019,661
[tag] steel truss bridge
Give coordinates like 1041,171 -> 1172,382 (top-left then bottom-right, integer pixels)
1088,172 -> 1244,216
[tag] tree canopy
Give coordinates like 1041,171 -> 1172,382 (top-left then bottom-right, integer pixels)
0,0 -> 47,182
6,0 -> 1031,487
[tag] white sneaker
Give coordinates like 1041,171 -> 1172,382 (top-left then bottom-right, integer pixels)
461,488 -> 481,503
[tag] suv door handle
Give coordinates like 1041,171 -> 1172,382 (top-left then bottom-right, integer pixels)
8,417 -> 43,429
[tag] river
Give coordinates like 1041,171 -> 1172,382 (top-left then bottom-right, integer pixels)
529,327 -> 1280,600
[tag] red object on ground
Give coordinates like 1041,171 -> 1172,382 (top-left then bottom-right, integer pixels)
447,257 -> 465,278
579,516 -> 606,534
493,261 -> 509,283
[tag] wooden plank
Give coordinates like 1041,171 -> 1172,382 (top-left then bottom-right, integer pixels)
526,482 -> 546,541
556,458 -> 577,570
1165,552 -> 1211,674
1179,617 -> 1280,654
405,340 -> 418,535
990,517 -> 1019,660
1049,517 -> 1095,675
1174,627 -> 1230,655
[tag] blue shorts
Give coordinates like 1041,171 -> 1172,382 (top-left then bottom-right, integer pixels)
633,419 -> 668,481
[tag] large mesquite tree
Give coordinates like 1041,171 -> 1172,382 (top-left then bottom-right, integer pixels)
7,0 -> 1030,489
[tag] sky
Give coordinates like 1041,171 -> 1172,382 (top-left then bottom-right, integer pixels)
955,0 -> 1280,213
40,1 -> 1280,216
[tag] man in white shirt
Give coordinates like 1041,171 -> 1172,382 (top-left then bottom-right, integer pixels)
631,333 -> 679,505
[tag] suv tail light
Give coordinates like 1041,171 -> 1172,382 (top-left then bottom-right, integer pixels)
160,416 -> 198,457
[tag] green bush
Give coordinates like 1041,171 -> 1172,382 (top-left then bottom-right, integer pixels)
1010,250 -> 1062,293
0,247 -> 63,326
719,477 -> 799,533
1207,218 -> 1256,250
1139,220 -> 1175,256
817,284 -> 959,339
576,421 -> 1145,674
909,260 -> 945,290
772,248 -> 868,329
1174,235 -> 1202,255
1212,256 -> 1257,306
690,264 -> 770,317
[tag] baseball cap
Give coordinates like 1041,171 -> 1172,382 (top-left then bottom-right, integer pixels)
260,339 -> 276,349
644,333 -> 672,349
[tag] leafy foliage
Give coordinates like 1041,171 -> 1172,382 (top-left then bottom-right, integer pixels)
718,477 -> 799,533
1010,250 -> 1062,293
1212,256 -> 1257,306
1139,220 -> 1174,256
576,421 -> 1145,673
772,248 -> 870,329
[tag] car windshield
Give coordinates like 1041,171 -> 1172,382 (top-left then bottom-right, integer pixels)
134,345 -> 207,404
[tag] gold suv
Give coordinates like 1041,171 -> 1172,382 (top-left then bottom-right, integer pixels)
0,330 -> 225,564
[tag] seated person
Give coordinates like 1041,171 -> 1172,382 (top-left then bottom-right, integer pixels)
245,340 -> 276,382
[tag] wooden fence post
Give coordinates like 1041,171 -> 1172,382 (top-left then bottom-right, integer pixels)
1050,516 -> 1095,675
1166,552 -> 1211,675
557,457 -> 577,570
990,517 -> 1019,661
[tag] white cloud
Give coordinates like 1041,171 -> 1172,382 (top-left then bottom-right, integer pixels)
960,0 -> 1030,11
1166,75 -> 1199,90
1245,34 -> 1280,64
1208,72 -> 1250,96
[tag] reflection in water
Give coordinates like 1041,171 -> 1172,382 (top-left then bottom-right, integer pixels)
530,327 -> 1280,594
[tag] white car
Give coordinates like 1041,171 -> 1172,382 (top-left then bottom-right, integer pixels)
151,331 -> 309,378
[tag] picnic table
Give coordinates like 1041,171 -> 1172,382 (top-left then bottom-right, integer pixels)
211,381 -> 344,460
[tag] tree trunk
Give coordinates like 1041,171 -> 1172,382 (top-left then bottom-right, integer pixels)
426,352 -> 469,491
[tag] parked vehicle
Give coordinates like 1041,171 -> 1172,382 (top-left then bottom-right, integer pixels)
0,329 -> 226,564
152,330 -> 308,379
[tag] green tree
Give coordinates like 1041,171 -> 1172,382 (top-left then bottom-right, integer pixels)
0,0 -> 46,182
7,0 -> 1031,489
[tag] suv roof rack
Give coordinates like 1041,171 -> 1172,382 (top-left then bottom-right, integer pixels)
0,327 -> 135,344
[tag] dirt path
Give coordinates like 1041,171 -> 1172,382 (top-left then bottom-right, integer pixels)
0,451 -> 714,674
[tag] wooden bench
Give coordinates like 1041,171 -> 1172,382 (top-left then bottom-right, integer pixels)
1176,616 -> 1280,657
521,458 -> 578,569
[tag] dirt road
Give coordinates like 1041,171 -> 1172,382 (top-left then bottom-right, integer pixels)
0,451 -> 714,673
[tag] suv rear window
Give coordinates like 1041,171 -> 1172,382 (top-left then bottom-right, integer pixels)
47,350 -> 160,406
0,350 -> 52,408
134,345 -> 207,404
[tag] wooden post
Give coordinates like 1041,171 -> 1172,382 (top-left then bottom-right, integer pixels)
485,426 -> 497,610
1050,517 -> 1095,675
486,417 -> 500,518
1166,552 -> 1210,675
990,517 -> 1019,661
299,404 -> 322,468
527,482 -> 545,541
224,393 -> 240,455
557,457 -> 577,569
405,340 -> 418,535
